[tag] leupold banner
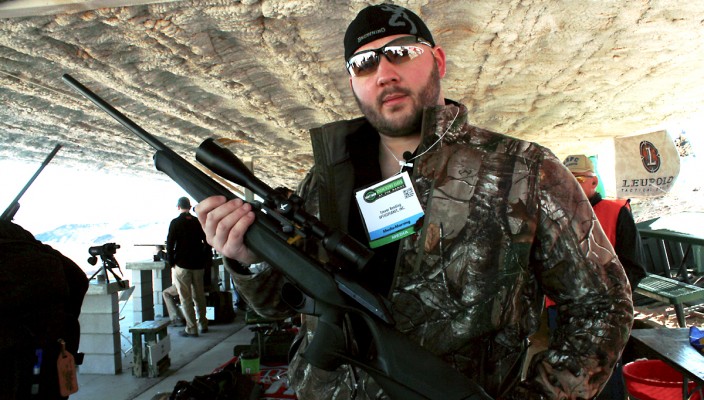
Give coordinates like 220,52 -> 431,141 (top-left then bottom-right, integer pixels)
614,130 -> 680,198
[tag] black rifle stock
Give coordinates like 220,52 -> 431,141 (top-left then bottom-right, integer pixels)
1,144 -> 62,221
62,73 -> 491,400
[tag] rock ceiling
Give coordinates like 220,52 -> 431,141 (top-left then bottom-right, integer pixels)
1,0 -> 703,194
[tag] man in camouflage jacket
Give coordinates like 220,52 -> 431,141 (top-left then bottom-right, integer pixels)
197,4 -> 633,399
228,101 -> 633,399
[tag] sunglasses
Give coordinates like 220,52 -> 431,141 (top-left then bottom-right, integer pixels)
574,175 -> 596,183
346,36 -> 433,77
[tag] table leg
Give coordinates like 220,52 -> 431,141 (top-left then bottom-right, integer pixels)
684,377 -> 688,399
132,332 -> 143,377
678,245 -> 693,284
674,304 -> 686,327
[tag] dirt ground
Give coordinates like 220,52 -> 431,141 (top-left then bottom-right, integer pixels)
629,180 -> 704,224
634,301 -> 704,328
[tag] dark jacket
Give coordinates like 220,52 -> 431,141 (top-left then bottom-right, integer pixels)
0,220 -> 89,399
167,212 -> 210,270
230,102 -> 634,399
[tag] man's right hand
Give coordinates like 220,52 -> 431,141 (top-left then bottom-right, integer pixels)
195,196 -> 260,265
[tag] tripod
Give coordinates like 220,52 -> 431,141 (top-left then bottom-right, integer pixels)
88,253 -> 126,287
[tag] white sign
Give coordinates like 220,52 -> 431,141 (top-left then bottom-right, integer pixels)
613,130 -> 680,198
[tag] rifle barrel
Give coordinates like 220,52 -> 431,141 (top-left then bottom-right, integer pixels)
1,143 -> 62,221
62,74 -> 177,158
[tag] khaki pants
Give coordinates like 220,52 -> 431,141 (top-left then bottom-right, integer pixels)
174,266 -> 208,334
162,285 -> 185,323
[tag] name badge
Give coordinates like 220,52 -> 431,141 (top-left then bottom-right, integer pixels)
355,172 -> 424,248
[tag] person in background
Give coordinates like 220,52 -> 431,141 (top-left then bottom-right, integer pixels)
546,156 -> 646,322
195,4 -> 634,399
563,154 -> 647,400
563,154 -> 647,289
167,197 -> 211,337
162,285 -> 186,327
0,220 -> 89,399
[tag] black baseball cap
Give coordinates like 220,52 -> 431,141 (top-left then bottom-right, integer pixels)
344,3 -> 435,61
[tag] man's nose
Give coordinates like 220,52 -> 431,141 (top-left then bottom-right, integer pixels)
375,56 -> 400,85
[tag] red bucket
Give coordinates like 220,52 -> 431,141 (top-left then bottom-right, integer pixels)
623,359 -> 701,400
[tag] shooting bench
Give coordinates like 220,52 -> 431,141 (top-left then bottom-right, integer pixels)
635,274 -> 704,327
129,319 -> 171,377
635,214 -> 704,327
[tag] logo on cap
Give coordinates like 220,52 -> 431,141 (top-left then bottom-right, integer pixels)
563,156 -> 580,168
380,4 -> 418,34
358,27 -> 386,43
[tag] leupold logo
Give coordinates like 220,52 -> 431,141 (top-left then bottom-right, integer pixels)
640,141 -> 661,173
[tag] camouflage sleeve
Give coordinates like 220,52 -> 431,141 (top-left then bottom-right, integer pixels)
226,258 -> 296,320
512,151 -> 634,399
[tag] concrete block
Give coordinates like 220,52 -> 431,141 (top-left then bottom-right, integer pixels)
131,270 -> 144,280
86,280 -> 130,295
79,353 -> 122,375
126,261 -> 167,271
81,293 -> 119,314
79,333 -> 121,354
79,313 -> 119,334
158,268 -> 172,289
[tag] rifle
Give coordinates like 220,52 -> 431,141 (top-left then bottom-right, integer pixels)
1,144 -> 62,221
62,73 -> 492,400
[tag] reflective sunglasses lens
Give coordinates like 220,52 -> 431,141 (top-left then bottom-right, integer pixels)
346,36 -> 427,77
348,45 -> 425,77
382,45 -> 425,64
347,52 -> 379,77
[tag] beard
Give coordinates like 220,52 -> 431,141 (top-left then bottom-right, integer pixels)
354,61 -> 441,138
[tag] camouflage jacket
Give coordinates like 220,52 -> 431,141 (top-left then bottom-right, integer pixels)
230,102 -> 634,399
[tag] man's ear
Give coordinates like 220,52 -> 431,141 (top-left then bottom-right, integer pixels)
593,176 -> 600,188
433,46 -> 447,78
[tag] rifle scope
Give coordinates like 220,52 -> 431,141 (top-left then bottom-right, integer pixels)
196,137 -> 374,272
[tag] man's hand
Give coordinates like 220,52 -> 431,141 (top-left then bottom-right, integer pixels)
195,196 -> 260,265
